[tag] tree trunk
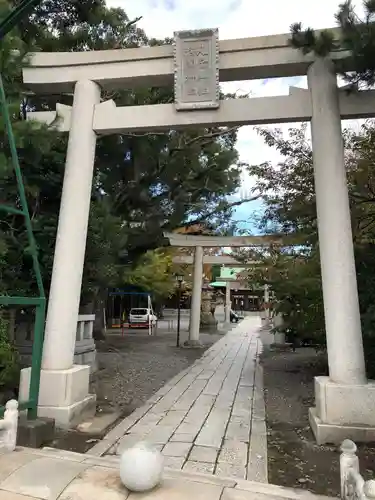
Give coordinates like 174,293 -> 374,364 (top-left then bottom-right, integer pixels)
93,289 -> 108,340
8,309 -> 16,342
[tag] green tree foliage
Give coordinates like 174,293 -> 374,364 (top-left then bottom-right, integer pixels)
239,122 -> 375,374
0,314 -> 19,393
122,249 -> 177,301
0,8 -> 67,297
0,0 -> 251,342
17,0 -> 148,51
290,0 -> 375,88
287,0 -> 375,368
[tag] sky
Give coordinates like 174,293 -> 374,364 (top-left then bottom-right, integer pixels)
107,0 -> 364,233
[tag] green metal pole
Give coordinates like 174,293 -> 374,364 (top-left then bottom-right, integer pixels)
28,300 -> 46,419
0,73 -> 46,419
0,0 -> 44,40
0,0 -> 47,420
0,73 -> 45,300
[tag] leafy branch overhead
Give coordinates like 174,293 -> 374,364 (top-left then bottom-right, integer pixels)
290,0 -> 375,87
243,121 -> 375,373
0,0 -> 253,331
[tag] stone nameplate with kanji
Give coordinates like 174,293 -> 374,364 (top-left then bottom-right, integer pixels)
174,28 -> 220,111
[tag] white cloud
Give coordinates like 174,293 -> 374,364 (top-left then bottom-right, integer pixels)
107,0 -> 364,227
113,0 -> 364,41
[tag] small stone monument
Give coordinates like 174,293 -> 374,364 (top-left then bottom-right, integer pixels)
0,400 -> 19,452
120,442 -> 164,492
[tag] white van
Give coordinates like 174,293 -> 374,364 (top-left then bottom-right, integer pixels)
129,308 -> 157,328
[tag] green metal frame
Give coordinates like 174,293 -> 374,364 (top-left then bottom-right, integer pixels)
0,0 -> 47,419
0,0 -> 44,40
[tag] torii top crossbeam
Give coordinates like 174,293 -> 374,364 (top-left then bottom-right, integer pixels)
25,27 -> 375,134
163,232 -> 284,247
24,28 -> 345,94
171,255 -> 260,266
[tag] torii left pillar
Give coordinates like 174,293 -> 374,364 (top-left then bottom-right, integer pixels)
225,282 -> 231,324
19,80 -> 100,427
263,284 -> 270,325
188,246 -> 203,346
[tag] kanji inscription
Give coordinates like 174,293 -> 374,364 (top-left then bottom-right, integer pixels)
174,28 -> 219,111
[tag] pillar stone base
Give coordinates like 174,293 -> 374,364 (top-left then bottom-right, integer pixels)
261,317 -> 271,328
310,376 -> 375,444
183,339 -> 204,348
200,312 -> 218,332
19,365 -> 96,429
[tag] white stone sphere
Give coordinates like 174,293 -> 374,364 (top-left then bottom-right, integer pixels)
119,441 -> 164,492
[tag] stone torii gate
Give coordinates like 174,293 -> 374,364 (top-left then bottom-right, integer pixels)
171,253 -> 262,325
166,232 -> 274,337
20,28 -> 375,443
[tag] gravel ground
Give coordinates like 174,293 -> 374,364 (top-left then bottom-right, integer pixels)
262,347 -> 375,497
47,326 -> 224,453
91,328 -> 223,415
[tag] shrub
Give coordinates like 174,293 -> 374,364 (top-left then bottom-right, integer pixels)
362,305 -> 375,379
0,314 -> 20,391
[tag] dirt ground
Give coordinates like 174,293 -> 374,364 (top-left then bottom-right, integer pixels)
262,347 -> 375,497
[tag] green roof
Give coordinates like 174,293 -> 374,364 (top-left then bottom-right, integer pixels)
219,267 -> 245,279
210,281 -> 226,287
210,267 -> 247,287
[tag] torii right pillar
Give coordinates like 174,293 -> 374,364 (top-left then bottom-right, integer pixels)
308,57 -> 375,444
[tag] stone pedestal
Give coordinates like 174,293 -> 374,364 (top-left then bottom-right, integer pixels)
19,365 -> 96,428
17,417 -> 55,448
15,314 -> 97,374
74,315 -> 97,372
309,377 -> 375,444
260,315 -> 271,328
273,332 -> 286,344
200,311 -> 218,332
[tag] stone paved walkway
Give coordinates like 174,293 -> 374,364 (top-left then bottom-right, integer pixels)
89,316 -> 268,483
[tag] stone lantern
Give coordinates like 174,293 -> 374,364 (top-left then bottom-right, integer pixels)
200,278 -> 218,332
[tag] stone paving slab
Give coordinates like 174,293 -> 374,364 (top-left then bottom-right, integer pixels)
1,456 -> 87,499
0,447 -> 334,500
92,316 -> 269,482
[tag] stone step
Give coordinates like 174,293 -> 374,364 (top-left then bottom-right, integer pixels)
231,478 -> 334,500
14,447 -> 333,500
